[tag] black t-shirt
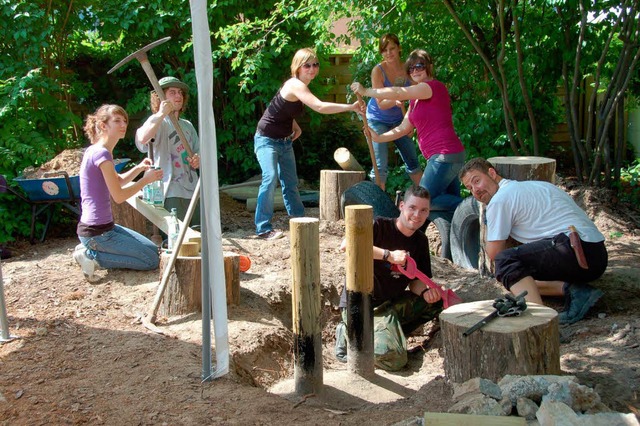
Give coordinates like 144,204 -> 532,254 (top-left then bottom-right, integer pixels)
256,91 -> 304,139
340,217 -> 432,308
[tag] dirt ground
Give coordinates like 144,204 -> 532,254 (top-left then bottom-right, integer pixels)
1,177 -> 640,425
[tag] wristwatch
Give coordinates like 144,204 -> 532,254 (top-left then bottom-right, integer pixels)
382,249 -> 390,262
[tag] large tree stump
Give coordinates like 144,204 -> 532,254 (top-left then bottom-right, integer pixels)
440,301 -> 561,383
487,156 -> 556,183
479,156 -> 557,276
319,170 -> 365,221
158,252 -> 240,317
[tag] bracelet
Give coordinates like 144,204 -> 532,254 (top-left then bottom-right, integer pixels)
382,249 -> 390,261
420,288 -> 429,298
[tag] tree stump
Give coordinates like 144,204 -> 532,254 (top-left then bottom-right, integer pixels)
479,156 -> 557,276
487,156 -> 556,183
110,199 -> 149,237
159,253 -> 202,316
158,252 -> 240,316
319,170 -> 365,221
440,301 -> 561,383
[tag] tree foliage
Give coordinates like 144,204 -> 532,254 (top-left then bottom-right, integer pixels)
1,0 -> 638,243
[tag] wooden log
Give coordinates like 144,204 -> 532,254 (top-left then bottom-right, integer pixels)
345,205 -> 374,378
224,252 -> 240,306
319,170 -> 366,221
158,252 -> 240,317
290,218 -> 323,395
178,242 -> 199,257
487,156 -> 556,183
440,301 -> 561,383
159,253 -> 202,316
424,413 -> 525,425
334,147 -> 365,172
110,199 -> 149,237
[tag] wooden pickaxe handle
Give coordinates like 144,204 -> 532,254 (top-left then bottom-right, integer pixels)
107,37 -> 195,159
356,94 -> 381,188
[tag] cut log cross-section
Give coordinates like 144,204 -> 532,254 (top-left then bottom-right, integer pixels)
440,301 -> 561,383
319,170 -> 365,221
158,251 -> 241,317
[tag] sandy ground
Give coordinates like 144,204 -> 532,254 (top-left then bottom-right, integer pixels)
1,183 -> 639,425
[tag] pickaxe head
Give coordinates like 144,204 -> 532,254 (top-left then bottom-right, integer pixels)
107,36 -> 171,74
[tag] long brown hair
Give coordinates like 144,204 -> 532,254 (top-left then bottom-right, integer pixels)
83,104 -> 128,143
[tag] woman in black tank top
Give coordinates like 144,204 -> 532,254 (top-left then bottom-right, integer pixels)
253,47 -> 364,240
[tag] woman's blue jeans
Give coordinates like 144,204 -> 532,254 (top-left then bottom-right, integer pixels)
254,133 -> 304,235
78,224 -> 159,270
368,119 -> 421,184
419,154 -> 464,212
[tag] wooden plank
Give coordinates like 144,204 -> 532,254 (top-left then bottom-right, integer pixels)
424,412 -> 526,425
125,195 -> 200,240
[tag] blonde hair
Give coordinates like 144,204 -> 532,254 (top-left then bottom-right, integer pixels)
405,49 -> 435,78
290,48 -> 318,78
150,88 -> 189,114
83,104 -> 128,143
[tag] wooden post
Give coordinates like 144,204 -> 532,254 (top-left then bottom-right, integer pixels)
440,301 -> 561,383
290,218 -> 323,395
224,253 -> 240,306
334,147 -> 365,172
319,170 -> 365,221
478,156 -> 557,276
345,205 -> 374,378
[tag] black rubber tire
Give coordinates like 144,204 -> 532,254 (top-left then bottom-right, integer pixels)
450,196 -> 481,270
428,212 -> 452,261
340,181 -> 399,219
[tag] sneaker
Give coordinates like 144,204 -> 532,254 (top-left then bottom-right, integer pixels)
334,321 -> 347,363
257,229 -> 284,240
74,243 -> 84,252
73,249 -> 100,283
559,283 -> 603,325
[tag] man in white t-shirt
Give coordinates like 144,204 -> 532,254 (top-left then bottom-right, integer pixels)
136,76 -> 200,226
460,158 -> 608,324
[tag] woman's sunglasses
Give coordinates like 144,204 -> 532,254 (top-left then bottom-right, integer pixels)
302,62 -> 320,69
408,63 -> 426,74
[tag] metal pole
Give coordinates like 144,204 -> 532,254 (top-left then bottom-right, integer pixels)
0,258 -> 17,343
290,218 -> 323,395
345,205 -> 375,377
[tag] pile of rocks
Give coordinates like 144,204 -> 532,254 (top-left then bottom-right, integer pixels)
448,375 -> 638,425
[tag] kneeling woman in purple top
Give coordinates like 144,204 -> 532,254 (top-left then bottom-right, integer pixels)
74,104 -> 163,282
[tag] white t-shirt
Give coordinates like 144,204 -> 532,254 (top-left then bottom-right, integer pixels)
486,179 -> 604,244
136,116 -> 199,199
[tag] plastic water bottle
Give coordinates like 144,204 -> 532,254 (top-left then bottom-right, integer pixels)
168,208 -> 180,251
142,184 -> 151,203
152,167 -> 163,208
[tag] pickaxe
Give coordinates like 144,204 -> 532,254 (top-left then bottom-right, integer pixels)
108,37 -> 195,159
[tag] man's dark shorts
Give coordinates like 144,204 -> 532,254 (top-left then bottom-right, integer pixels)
494,233 -> 607,290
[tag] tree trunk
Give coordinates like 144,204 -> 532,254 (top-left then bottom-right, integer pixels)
319,170 -> 365,221
440,301 -> 561,383
110,199 -> 149,237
